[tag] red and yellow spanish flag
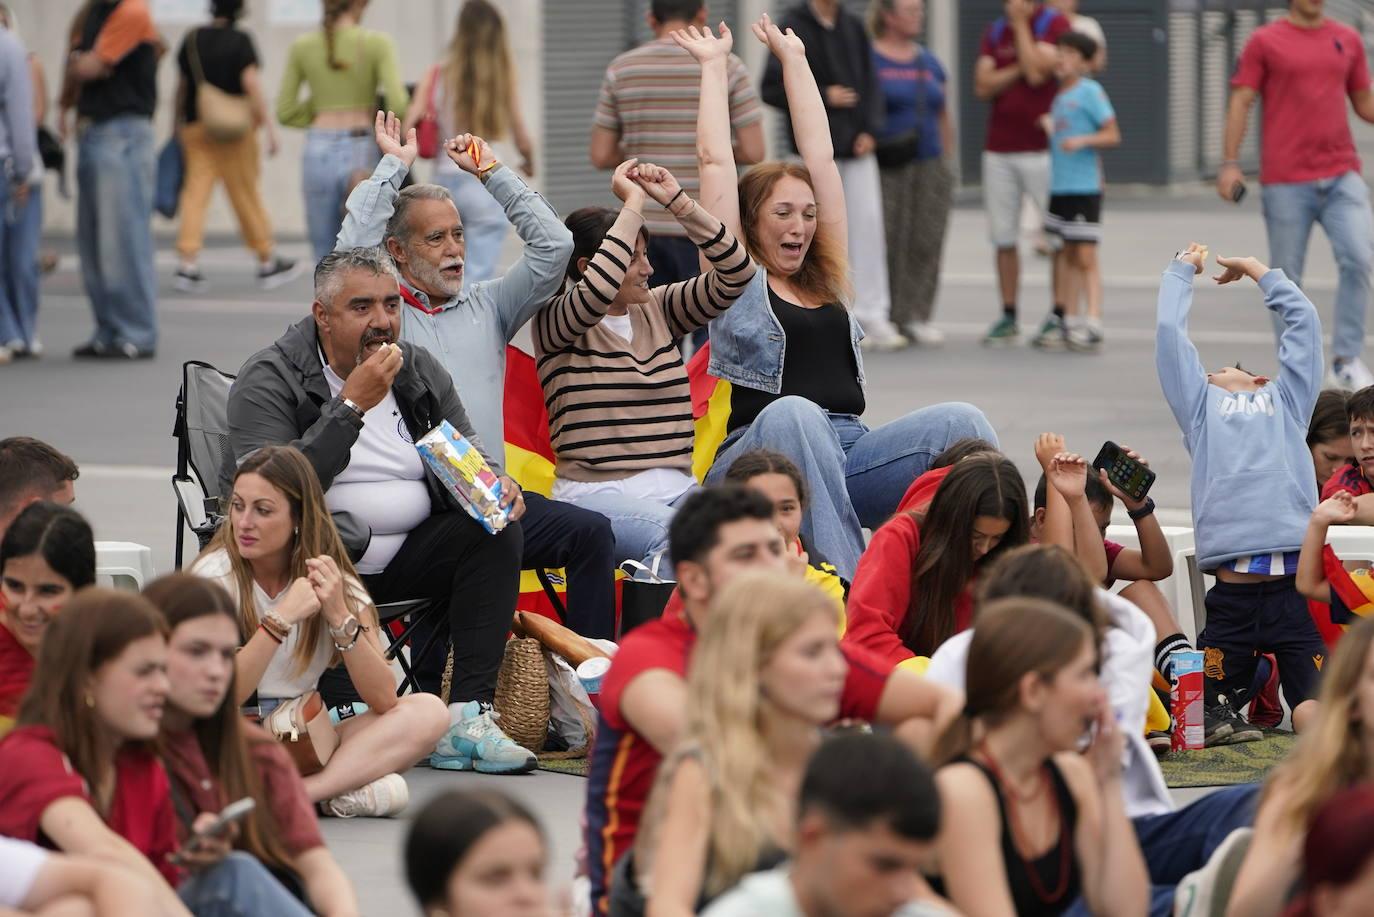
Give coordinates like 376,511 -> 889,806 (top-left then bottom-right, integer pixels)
500,343 -> 732,619
1317,545 -> 1374,648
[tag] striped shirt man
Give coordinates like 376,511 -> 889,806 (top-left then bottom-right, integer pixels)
593,38 -> 762,237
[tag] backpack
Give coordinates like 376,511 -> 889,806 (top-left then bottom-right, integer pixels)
988,6 -> 1059,46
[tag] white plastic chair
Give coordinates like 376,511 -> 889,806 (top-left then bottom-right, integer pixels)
95,542 -> 156,592
1105,524 -> 1206,643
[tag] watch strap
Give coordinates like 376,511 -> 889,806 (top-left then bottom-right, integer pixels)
1127,497 -> 1156,520
340,397 -> 365,419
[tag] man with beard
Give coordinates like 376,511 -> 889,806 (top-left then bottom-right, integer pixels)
335,112 -> 619,643
223,246 -> 539,775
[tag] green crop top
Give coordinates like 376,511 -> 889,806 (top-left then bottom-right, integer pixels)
275,26 -> 408,128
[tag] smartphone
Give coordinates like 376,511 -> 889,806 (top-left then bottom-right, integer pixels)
1231,181 -> 1247,204
1092,441 -> 1157,503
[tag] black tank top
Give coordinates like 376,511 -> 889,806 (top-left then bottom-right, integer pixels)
946,757 -> 1082,916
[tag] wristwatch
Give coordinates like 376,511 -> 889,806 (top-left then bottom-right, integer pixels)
1127,497 -> 1156,521
329,615 -> 365,652
339,397 -> 365,420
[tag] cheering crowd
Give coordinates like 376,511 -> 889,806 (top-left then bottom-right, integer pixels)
6,0 -> 1374,915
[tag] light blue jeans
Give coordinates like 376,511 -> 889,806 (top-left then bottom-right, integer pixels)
564,487 -> 697,573
0,179 -> 40,348
434,167 -> 508,284
1261,171 -> 1374,362
303,129 -> 379,262
706,397 -> 997,580
178,851 -> 314,917
76,116 -> 157,351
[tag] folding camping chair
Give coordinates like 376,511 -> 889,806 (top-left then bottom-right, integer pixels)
170,359 -> 446,695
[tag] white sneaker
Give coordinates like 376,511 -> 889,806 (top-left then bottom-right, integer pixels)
1327,358 -> 1374,392
859,328 -> 910,352
322,773 -> 409,818
903,322 -> 945,347
1066,324 -> 1099,352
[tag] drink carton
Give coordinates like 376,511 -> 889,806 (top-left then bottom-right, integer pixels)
1171,650 -> 1205,751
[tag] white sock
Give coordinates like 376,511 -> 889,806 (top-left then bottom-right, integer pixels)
448,701 -> 471,726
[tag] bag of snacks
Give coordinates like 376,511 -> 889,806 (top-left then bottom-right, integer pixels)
416,420 -> 510,533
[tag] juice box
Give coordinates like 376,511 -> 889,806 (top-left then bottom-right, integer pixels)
1171,650 -> 1205,751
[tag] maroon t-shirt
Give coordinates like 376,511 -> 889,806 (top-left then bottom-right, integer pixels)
978,6 -> 1071,153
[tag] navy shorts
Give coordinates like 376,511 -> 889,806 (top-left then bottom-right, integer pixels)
1199,576 -> 1326,708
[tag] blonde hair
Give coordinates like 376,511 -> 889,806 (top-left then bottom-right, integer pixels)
442,0 -> 514,141
643,572 -> 841,897
738,163 -> 853,307
1265,616 -> 1374,833
867,0 -> 895,37
200,446 -> 375,675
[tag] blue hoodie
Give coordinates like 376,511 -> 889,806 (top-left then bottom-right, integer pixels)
1155,259 -> 1323,571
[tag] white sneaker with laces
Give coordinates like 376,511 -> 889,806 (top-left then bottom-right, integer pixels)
322,773 -> 409,818
1327,358 -> 1374,392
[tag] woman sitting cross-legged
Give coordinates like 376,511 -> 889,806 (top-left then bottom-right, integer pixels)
608,571 -> 848,917
144,573 -> 361,916
190,445 -> 449,816
677,18 -> 997,581
931,597 -> 1149,917
0,589 -> 315,917
533,160 -> 756,571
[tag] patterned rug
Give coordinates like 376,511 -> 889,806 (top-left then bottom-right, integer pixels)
1158,730 -> 1297,788
538,757 -> 590,777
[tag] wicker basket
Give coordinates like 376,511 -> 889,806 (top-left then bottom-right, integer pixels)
493,637 -> 551,753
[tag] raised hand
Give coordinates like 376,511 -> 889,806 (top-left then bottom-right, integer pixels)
1085,701 -> 1124,786
1213,254 -> 1268,286
611,159 -> 647,210
751,13 -> 806,60
1048,452 -> 1089,501
445,133 -> 496,176
1034,432 -> 1067,471
630,162 -> 683,207
1315,492 -> 1358,525
306,555 -> 348,625
339,341 -> 403,412
1177,242 -> 1207,275
374,110 -> 418,169
279,577 -> 322,626
669,21 -> 733,62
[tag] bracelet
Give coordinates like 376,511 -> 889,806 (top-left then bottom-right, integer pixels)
478,158 -> 502,176
1127,497 -> 1157,521
667,188 -> 687,207
258,622 -> 284,645
261,610 -> 292,642
1220,159 -> 1241,167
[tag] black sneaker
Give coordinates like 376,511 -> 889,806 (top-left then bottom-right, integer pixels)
1147,730 -> 1172,757
174,267 -> 208,293
258,257 -> 305,290
72,341 -> 110,359
1205,695 -> 1263,746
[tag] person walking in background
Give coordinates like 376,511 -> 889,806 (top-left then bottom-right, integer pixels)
591,0 -> 765,291
0,6 -> 36,365
276,0 -> 406,262
1219,0 -> 1374,392
869,0 -> 953,349
763,0 -> 908,352
402,0 -> 532,285
173,0 -> 300,293
1048,0 -> 1106,72
60,0 -> 162,360
973,0 -> 1070,347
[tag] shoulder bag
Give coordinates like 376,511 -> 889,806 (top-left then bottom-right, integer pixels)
262,691 -> 339,776
187,29 -> 255,142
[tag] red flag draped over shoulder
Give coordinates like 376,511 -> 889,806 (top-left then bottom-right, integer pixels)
500,342 -> 732,620
1317,545 -> 1374,648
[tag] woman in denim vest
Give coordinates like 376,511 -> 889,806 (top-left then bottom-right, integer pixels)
674,17 -> 996,581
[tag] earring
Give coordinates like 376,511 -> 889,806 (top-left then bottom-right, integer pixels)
84,692 -> 95,708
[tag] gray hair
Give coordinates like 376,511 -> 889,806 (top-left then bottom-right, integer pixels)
313,246 -> 400,307
384,183 -> 457,244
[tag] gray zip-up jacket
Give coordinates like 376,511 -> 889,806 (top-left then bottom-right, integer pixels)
335,155 -> 574,451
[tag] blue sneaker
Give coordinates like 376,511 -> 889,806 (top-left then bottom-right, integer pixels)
430,701 -> 537,774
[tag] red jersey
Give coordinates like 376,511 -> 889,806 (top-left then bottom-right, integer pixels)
1232,19 -> 1369,185
0,621 -> 34,739
978,6 -> 1071,153
0,726 -> 182,886
583,596 -> 889,913
1323,462 -> 1371,499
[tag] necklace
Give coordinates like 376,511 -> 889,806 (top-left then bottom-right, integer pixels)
977,741 -> 1072,905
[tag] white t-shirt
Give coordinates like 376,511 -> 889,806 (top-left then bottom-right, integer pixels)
192,548 -> 372,700
552,467 -> 696,504
701,866 -> 953,917
321,358 -> 431,574
0,836 -> 48,908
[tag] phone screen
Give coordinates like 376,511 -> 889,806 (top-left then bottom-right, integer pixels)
1093,442 -> 1156,502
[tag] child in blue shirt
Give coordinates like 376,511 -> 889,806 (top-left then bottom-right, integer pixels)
1033,31 -> 1120,352
1157,243 -> 1326,746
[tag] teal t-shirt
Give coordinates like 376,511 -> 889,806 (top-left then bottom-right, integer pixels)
1049,77 -> 1115,195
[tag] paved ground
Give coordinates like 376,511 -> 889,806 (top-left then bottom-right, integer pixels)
4,188 -> 1347,913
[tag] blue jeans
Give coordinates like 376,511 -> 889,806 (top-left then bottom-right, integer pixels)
178,852 -> 314,917
1262,171 -> 1374,362
76,116 -> 157,351
434,167 -> 508,284
564,487 -> 696,572
1065,784 -> 1259,917
0,179 -> 41,348
303,129 -> 380,262
706,397 -> 998,580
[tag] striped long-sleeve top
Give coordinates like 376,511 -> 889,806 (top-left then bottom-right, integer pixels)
532,195 -> 756,482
